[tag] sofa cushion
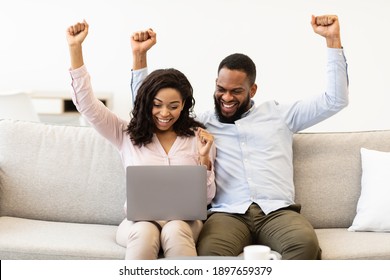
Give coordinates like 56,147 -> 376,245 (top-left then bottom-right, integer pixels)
0,119 -> 126,225
348,148 -> 390,232
293,130 -> 390,229
315,228 -> 390,260
0,216 -> 125,259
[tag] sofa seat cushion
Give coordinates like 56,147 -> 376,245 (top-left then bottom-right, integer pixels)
0,216 -> 125,260
316,228 -> 390,260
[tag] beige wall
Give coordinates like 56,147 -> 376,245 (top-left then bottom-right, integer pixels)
1,0 -> 389,132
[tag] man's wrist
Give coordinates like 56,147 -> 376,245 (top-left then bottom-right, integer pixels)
132,52 -> 147,70
326,37 -> 342,48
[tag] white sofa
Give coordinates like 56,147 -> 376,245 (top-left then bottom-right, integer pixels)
1,119 -> 390,259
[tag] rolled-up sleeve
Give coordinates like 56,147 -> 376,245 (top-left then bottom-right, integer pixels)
130,68 -> 149,105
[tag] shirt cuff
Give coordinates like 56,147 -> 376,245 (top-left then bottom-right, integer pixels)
132,67 -> 148,79
327,47 -> 345,62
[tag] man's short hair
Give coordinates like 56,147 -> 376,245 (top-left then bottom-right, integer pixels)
218,53 -> 256,85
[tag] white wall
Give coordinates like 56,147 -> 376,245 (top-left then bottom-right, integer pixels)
1,0 -> 389,132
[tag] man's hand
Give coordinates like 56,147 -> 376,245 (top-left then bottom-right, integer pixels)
131,28 -> 156,55
66,20 -> 89,47
311,15 -> 342,48
131,28 -> 156,70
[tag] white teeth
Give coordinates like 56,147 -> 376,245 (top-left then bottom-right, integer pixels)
223,103 -> 235,108
158,118 -> 170,123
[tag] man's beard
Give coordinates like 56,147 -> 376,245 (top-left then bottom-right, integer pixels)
214,94 -> 251,124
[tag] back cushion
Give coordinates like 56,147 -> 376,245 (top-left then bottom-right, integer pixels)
0,119 -> 126,225
293,130 -> 390,228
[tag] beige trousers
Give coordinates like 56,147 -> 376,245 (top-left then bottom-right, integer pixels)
116,219 -> 203,259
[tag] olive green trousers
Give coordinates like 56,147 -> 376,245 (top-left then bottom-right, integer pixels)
197,203 -> 321,260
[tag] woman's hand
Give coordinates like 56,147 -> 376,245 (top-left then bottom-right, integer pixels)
66,20 -> 89,47
197,128 -> 214,170
66,20 -> 89,70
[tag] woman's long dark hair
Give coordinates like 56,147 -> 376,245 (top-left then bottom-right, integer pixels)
126,68 -> 205,147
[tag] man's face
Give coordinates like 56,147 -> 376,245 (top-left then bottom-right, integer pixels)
214,68 -> 257,123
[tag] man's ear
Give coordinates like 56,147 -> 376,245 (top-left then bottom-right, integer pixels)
250,83 -> 258,98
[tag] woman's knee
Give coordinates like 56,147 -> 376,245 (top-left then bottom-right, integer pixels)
128,221 -> 160,243
161,220 -> 193,243
125,222 -> 161,259
161,220 -> 198,257
116,219 -> 135,247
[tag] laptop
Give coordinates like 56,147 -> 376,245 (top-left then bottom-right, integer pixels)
126,165 -> 208,221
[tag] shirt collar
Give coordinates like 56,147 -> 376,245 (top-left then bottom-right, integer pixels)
240,100 -> 255,118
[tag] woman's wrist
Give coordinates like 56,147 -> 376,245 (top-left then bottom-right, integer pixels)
199,155 -> 211,170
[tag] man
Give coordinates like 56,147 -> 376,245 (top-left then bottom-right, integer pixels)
130,15 -> 349,259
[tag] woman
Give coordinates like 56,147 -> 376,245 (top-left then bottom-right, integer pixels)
66,20 -> 216,259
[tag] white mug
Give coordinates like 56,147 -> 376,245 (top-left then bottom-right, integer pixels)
243,245 -> 278,260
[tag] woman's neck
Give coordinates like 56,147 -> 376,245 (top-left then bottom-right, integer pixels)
155,130 -> 177,154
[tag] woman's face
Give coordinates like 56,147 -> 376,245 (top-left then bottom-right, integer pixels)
152,88 -> 184,132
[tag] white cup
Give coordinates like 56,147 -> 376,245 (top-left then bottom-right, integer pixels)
243,245 -> 278,260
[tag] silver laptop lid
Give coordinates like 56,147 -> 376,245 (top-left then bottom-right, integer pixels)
126,165 -> 207,221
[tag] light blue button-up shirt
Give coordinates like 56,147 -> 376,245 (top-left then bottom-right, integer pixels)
131,48 -> 349,214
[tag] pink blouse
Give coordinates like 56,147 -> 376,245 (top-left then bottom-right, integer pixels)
69,65 -> 216,204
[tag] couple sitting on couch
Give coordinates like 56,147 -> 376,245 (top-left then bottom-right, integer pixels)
66,14 -> 348,260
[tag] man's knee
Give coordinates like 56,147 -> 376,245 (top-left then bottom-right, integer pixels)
282,229 -> 321,260
197,232 -> 230,256
299,232 -> 321,260
197,214 -> 249,256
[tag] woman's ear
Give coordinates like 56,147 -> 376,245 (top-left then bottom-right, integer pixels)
181,100 -> 186,111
